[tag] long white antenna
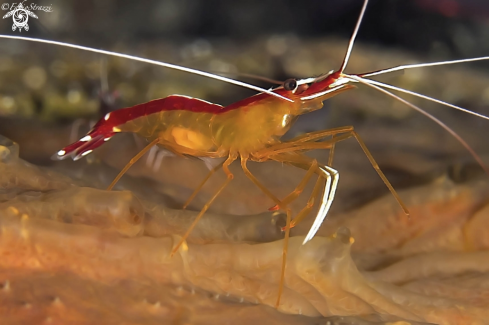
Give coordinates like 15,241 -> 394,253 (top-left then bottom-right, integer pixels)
354,77 -> 489,120
346,74 -> 489,175
361,56 -> 489,78
339,0 -> 369,73
0,35 -> 293,102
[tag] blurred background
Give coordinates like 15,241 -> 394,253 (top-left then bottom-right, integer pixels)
0,0 -> 488,56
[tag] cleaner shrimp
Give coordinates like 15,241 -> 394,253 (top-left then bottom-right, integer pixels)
1,0 -> 489,308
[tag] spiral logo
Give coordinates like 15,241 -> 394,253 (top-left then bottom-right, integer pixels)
14,9 -> 27,24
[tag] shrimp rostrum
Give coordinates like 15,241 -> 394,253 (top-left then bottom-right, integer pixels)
4,0 -> 489,308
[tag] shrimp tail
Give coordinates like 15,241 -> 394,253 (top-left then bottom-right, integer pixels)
54,124 -> 116,161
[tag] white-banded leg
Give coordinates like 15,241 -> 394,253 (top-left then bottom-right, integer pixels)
256,126 -> 408,224
264,153 -> 340,243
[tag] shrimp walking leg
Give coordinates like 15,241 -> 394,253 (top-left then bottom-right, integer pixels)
241,157 -> 324,307
240,157 -> 291,308
259,126 -> 355,150
349,129 -> 409,216
290,177 -> 325,229
267,154 -> 335,307
267,133 -> 339,211
275,160 -> 319,209
258,126 -> 409,217
182,160 -> 225,209
328,134 -> 337,167
271,154 -> 337,244
240,158 -> 282,206
276,208 -> 292,308
171,155 -> 236,256
107,138 -> 160,191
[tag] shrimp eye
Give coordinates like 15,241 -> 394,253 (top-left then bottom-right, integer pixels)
283,78 -> 298,92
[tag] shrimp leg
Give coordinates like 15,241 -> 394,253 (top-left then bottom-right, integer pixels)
260,153 -> 336,307
241,157 -> 331,308
107,138 -> 160,191
271,154 -> 338,244
240,158 -> 282,206
257,126 -> 409,217
266,129 -> 340,212
253,124 -> 411,307
185,158 -> 283,219
328,134 -> 337,167
291,176 -> 325,229
171,155 -> 236,256
275,156 -> 336,230
182,160 -> 225,209
273,160 -> 319,209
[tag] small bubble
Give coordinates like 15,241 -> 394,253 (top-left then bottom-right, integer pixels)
0,96 -> 15,115
23,66 -> 47,90
208,59 -> 235,74
67,90 -> 82,104
266,35 -> 288,56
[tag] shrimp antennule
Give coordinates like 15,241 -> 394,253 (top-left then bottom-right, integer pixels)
351,76 -> 489,121
345,74 -> 489,176
360,56 -> 489,78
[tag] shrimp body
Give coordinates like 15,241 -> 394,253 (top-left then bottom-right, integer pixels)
59,74 -> 351,161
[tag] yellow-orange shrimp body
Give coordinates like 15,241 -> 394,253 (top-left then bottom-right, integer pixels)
102,79 -> 350,160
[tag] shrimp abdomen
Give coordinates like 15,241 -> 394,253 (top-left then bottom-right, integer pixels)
56,95 -> 224,160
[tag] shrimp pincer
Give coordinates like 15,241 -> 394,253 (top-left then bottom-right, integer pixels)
4,0 -> 489,308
